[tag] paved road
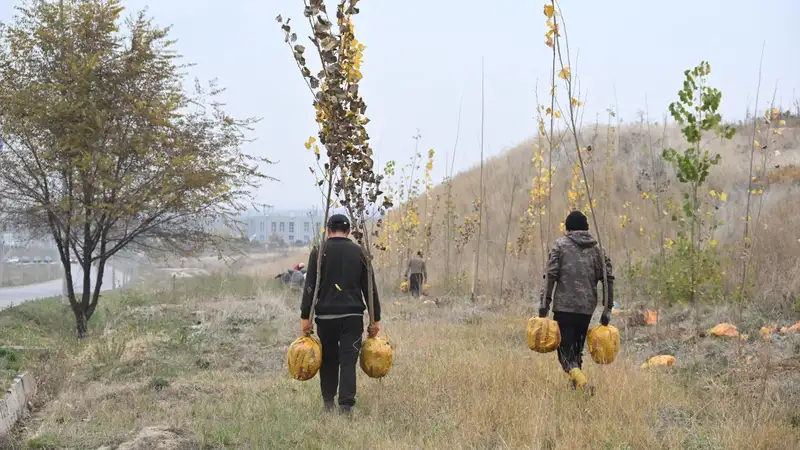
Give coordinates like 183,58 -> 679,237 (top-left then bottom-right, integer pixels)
0,264 -> 124,309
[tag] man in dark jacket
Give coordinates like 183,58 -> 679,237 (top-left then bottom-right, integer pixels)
300,213 -> 381,414
538,210 -> 614,392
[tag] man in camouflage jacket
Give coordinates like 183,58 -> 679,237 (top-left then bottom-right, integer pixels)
538,210 -> 614,389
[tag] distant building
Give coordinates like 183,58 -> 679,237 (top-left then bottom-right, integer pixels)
242,209 -> 324,245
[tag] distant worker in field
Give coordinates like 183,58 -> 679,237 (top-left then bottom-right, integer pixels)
289,267 -> 305,289
537,210 -> 614,392
404,251 -> 428,298
300,214 -> 381,415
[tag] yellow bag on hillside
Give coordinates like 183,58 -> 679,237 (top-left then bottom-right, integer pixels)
400,280 -> 409,292
710,323 -> 739,337
587,324 -> 620,364
526,317 -> 561,353
640,355 -> 676,369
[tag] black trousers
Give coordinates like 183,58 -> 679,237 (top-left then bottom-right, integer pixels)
315,316 -> 364,407
409,273 -> 423,297
553,311 -> 592,373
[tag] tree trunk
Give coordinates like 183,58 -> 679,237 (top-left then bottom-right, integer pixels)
471,58 -> 486,302
499,176 -> 518,297
690,183 -> 699,335
88,257 -> 107,321
73,306 -> 88,338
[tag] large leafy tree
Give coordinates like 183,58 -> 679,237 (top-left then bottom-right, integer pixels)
0,0 -> 269,337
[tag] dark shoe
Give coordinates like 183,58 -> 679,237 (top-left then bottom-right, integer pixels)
338,405 -> 352,416
323,401 -> 335,412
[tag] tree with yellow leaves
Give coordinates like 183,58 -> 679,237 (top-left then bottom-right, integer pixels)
0,0 -> 270,337
276,0 -> 390,331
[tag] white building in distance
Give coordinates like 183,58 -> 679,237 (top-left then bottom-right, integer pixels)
242,209 -> 324,245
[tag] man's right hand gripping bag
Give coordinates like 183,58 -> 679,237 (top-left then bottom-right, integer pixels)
526,317 -> 561,353
587,324 -> 621,364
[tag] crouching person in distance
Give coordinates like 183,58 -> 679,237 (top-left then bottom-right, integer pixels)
300,214 -> 381,415
538,210 -> 614,392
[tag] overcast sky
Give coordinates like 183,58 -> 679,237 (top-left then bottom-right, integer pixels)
2,0 -> 798,210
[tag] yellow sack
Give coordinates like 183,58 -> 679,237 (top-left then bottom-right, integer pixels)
286,334 -> 322,381
781,321 -> 800,334
640,355 -> 676,369
526,317 -> 561,353
400,280 -> 409,292
587,324 -> 620,364
360,336 -> 393,379
709,323 -> 738,337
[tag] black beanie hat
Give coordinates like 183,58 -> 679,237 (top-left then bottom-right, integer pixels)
565,210 -> 589,231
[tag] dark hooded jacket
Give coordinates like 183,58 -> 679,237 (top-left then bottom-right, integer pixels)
300,237 -> 381,321
539,230 -> 614,315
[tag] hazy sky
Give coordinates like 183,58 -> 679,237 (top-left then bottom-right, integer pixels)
2,0 -> 798,210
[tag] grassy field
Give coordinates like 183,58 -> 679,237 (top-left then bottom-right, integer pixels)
1,259 -> 798,449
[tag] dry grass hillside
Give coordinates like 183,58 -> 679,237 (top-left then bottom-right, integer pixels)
375,118 -> 800,314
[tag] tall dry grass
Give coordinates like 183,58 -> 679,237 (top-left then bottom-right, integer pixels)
5,280 -> 798,449
377,122 -> 800,311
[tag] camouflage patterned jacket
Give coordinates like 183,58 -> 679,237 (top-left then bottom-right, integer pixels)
539,230 -> 614,316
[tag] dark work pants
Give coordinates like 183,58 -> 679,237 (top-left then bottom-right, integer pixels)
409,273 -> 423,297
553,311 -> 592,373
315,316 -> 364,408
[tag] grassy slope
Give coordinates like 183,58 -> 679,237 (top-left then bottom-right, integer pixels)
379,123 -> 800,303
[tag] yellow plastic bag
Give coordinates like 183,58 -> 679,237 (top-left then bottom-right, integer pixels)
640,355 -> 676,369
587,325 -> 620,364
709,323 -> 738,337
360,336 -> 393,378
526,317 -> 561,353
286,334 -> 322,381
